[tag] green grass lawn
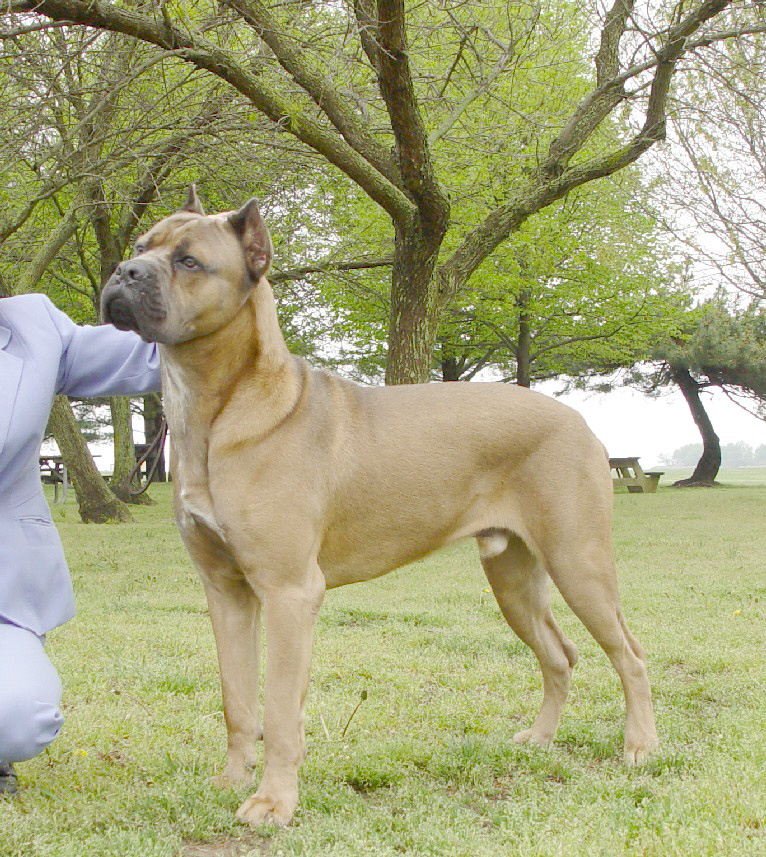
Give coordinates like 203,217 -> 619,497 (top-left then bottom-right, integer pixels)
2,475 -> 765,856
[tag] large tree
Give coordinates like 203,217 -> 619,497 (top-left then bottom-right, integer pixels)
433,176 -> 685,385
4,0 -> 762,384
633,301 -> 766,486
626,21 -> 766,483
301,174 -> 687,386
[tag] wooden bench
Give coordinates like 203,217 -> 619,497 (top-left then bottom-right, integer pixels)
609,457 -> 663,494
39,455 -> 69,503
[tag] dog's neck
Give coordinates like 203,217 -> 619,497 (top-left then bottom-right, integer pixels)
159,280 -> 299,530
159,278 -> 294,428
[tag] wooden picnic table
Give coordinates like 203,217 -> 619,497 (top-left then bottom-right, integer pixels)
39,454 -> 69,503
609,457 -> 664,494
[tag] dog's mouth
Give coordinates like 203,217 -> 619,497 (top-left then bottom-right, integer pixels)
103,294 -> 141,334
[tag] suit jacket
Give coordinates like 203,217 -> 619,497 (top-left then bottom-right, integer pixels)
0,294 -> 161,634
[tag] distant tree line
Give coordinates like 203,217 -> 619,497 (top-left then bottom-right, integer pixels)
661,442 -> 766,468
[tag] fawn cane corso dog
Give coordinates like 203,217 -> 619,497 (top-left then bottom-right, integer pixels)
101,188 -> 657,826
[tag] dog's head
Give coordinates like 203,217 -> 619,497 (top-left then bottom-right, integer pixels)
101,186 -> 272,343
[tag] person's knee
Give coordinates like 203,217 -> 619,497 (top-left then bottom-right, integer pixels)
0,690 -> 64,763
0,623 -> 64,763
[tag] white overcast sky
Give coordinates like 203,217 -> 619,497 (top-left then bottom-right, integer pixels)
548,383 -> 766,467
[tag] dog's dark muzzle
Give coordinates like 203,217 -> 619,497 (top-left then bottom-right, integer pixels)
101,258 -> 167,336
102,291 -> 141,332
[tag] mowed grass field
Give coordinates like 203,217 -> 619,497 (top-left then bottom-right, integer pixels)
2,474 -> 765,856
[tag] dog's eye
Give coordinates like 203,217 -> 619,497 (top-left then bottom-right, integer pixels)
134,243 -> 145,255
178,256 -> 200,271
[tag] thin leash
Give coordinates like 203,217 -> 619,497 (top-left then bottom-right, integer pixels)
128,416 -> 168,497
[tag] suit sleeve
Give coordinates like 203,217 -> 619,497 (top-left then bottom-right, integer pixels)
42,296 -> 162,397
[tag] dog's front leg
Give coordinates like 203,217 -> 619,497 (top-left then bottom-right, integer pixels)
236,565 -> 325,827
182,524 -> 263,785
201,571 -> 263,785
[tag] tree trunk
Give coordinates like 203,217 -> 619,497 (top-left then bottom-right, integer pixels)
515,289 -> 532,388
49,395 -> 134,523
441,356 -> 462,381
670,365 -> 721,487
109,395 -> 154,504
384,225 -> 443,385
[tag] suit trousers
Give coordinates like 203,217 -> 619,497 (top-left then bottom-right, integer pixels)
0,620 -> 63,763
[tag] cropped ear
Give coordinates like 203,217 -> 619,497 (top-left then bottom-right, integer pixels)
227,199 -> 272,281
182,183 -> 205,215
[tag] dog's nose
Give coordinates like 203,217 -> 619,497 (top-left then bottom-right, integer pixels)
116,259 -> 147,284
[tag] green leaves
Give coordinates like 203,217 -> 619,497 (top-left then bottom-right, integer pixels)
434,175 -> 686,383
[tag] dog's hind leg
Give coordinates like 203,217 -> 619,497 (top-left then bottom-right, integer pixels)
544,540 -> 657,764
478,532 -> 578,748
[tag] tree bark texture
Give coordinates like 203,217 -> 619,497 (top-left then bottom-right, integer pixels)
49,395 -> 134,523
385,224 -> 445,384
670,365 -> 721,486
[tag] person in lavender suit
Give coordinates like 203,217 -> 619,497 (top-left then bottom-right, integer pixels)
0,294 -> 161,794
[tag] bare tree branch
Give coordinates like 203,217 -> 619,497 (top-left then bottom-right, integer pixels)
14,201 -> 79,294
438,0 -> 734,306
376,0 -> 449,228
225,0 -> 401,186
0,20 -> 70,37
8,0 -> 414,223
428,9 -> 540,146
271,255 -> 393,282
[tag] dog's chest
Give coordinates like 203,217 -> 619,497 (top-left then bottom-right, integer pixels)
162,366 -> 226,541
172,438 -> 225,541
176,481 -> 225,541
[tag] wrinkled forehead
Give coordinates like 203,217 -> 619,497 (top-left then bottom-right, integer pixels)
138,211 -> 236,252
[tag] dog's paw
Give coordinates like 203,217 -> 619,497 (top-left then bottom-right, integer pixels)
236,789 -> 297,827
513,727 -> 553,748
623,735 -> 658,766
